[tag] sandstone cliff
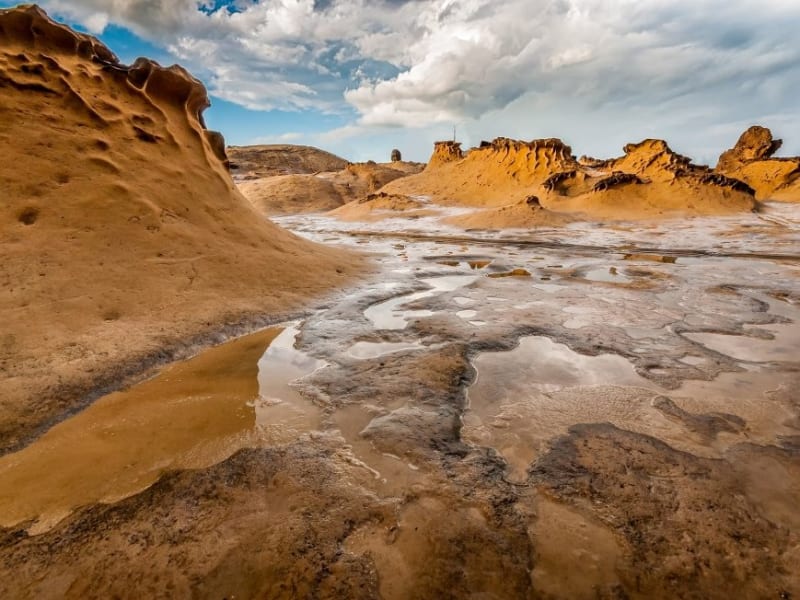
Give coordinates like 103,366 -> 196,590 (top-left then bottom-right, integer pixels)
0,5 -> 364,452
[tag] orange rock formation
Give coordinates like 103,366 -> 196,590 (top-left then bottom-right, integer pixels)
715,126 -> 800,201
0,5 -> 364,451
237,159 -> 424,215
382,136 -> 758,220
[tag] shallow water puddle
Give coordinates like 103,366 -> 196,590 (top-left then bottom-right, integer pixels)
463,336 -> 657,481
364,275 -> 478,330
582,267 -> 631,284
670,370 -> 800,449
331,404 -> 429,496
683,319 -> 800,363
254,324 -> 326,432
0,324 -> 323,533
347,341 -> 423,359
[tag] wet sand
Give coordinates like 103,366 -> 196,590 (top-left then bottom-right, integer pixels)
2,205 -> 799,599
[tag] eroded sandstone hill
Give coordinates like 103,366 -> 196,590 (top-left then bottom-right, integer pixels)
227,144 -> 349,180
382,136 -> 758,220
238,159 -> 425,215
715,126 -> 800,201
0,5 -> 364,452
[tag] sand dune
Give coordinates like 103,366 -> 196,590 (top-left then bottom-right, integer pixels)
380,137 -> 758,221
715,126 -> 800,201
238,159 -> 424,215
0,5 -> 365,452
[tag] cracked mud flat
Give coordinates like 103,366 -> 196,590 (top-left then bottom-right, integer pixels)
2,205 -> 800,599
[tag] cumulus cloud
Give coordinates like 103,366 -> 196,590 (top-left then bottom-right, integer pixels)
38,0 -> 800,157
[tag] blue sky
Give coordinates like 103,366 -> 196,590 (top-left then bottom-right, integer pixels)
4,1 -> 800,164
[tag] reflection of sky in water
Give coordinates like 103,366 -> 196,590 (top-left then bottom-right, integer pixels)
347,341 -> 421,359
364,275 -> 477,330
257,324 -> 325,405
472,336 -> 653,395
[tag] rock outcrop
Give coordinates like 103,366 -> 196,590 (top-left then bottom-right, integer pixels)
227,144 -> 348,180
715,126 -> 800,201
427,140 -> 464,169
381,135 -> 757,219
599,139 -> 697,181
391,148 -> 402,162
236,159 -> 424,216
717,126 -> 783,167
0,5 -> 364,451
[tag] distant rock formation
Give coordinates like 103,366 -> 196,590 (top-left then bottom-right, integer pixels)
464,138 -> 578,183
391,148 -> 402,162
227,144 -> 348,180
715,126 -> 800,200
382,135 -> 758,219
599,139 -> 697,181
237,159 -> 424,216
717,126 -> 783,168
427,141 -> 464,169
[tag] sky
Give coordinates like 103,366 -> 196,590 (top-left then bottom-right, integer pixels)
5,0 -> 800,163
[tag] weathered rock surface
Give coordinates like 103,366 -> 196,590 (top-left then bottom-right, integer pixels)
237,160 -> 424,216
227,144 -> 349,179
715,126 -> 800,200
381,136 -> 757,220
0,4 -> 364,452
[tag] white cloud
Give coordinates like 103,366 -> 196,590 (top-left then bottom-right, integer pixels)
38,0 -> 800,159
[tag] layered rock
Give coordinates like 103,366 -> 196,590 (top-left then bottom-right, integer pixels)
600,139 -> 697,181
385,137 -> 580,208
715,126 -> 800,200
718,126 -> 783,167
427,140 -> 464,169
0,5 -> 363,451
381,135 -> 757,219
464,137 -> 578,183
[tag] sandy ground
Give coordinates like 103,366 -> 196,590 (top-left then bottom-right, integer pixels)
0,6 -> 367,454
2,6 -> 800,600
2,208 -> 798,599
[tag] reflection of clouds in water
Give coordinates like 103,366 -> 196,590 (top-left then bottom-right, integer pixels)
256,324 -> 326,427
365,275 -> 478,330
474,336 -> 652,395
261,346 -> 322,372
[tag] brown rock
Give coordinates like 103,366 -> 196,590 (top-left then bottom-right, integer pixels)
717,125 -> 783,171
226,144 -> 348,179
715,126 -> 800,200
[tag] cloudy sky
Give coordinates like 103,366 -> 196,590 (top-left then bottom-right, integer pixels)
8,0 -> 800,162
